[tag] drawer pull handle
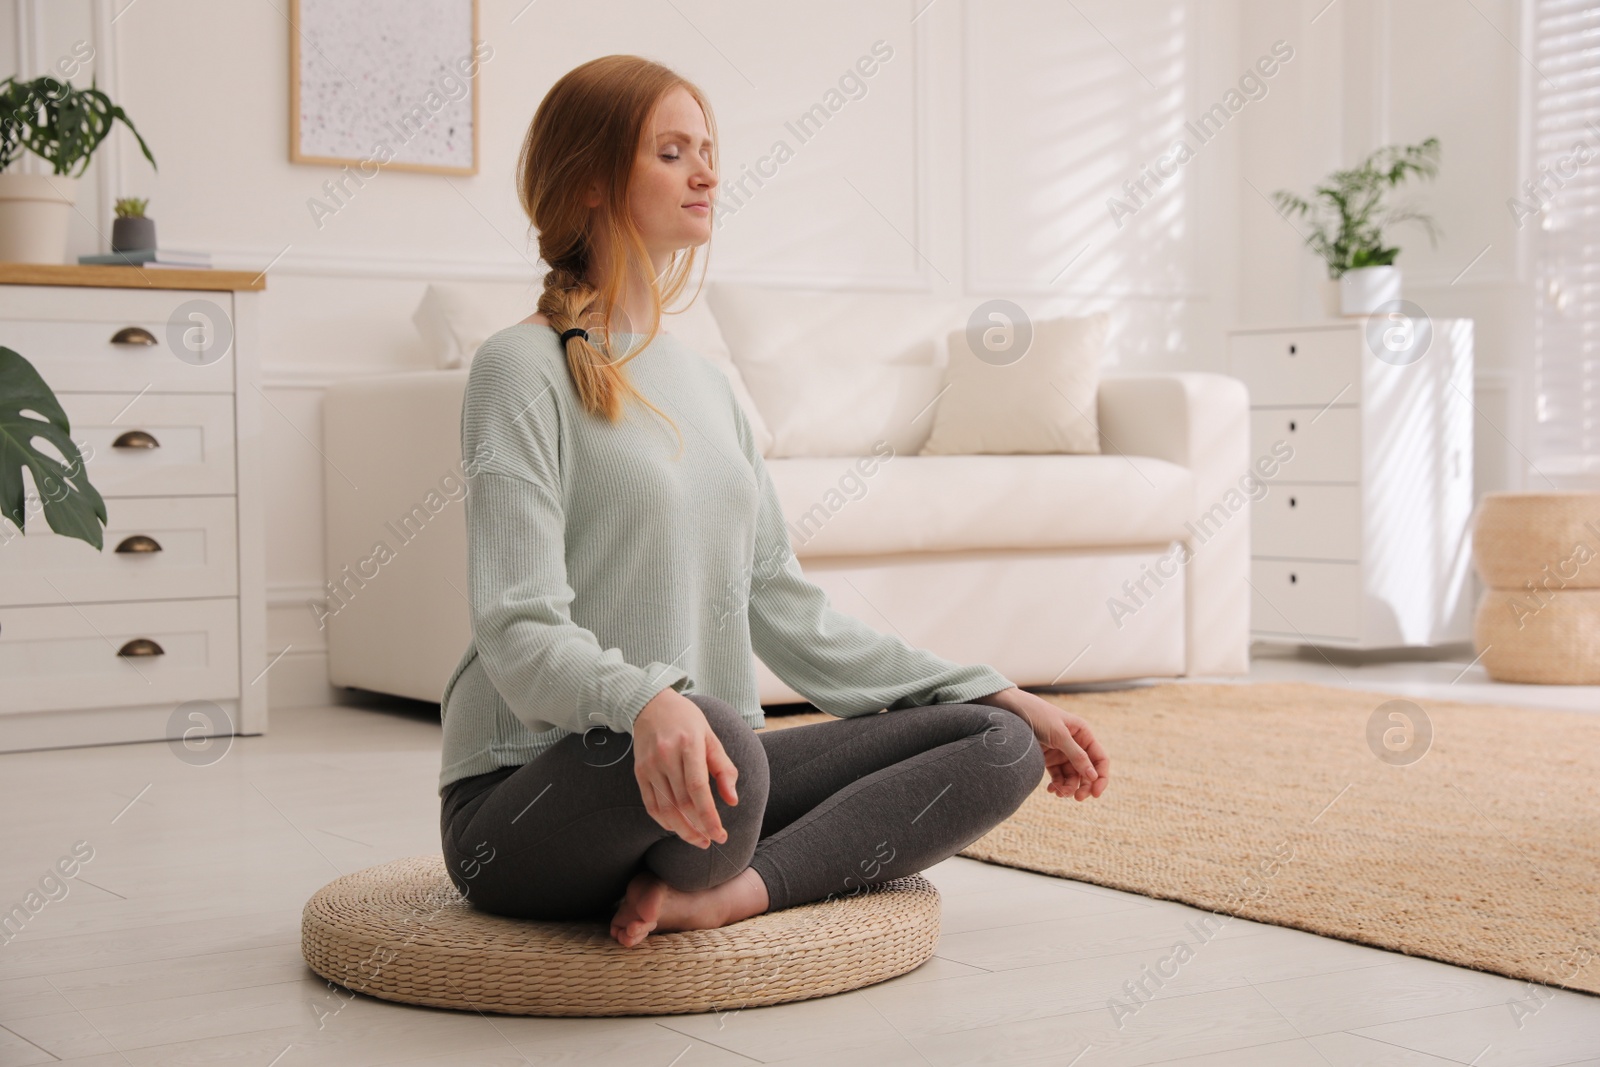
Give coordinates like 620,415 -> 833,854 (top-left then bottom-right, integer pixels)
1289,496 -> 1297,508
1289,572 -> 1298,584
117,638 -> 165,657
115,535 -> 163,554
1288,420 -> 1297,432
1288,344 -> 1297,355
111,326 -> 158,346
112,430 -> 160,450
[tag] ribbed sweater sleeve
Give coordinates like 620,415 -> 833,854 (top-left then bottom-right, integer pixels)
461,344 -> 692,737
725,381 -> 1016,718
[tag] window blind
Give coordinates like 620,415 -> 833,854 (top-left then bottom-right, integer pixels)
1529,0 -> 1600,472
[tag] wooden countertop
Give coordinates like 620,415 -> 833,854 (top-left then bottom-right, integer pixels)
0,262 -> 267,291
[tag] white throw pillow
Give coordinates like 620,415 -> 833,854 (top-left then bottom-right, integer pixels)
706,281 -> 969,370
739,362 -> 948,458
411,282 -> 536,369
706,281 -> 970,457
919,313 -> 1107,455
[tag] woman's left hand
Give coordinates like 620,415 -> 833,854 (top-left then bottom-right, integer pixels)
972,687 -> 1110,801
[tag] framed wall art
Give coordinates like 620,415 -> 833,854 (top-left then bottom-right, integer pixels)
289,0 -> 484,175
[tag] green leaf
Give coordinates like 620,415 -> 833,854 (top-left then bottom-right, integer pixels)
0,74 -> 156,178
1271,138 -> 1441,275
1351,246 -> 1399,268
0,346 -> 107,551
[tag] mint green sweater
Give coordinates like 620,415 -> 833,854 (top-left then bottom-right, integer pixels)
437,324 -> 1014,794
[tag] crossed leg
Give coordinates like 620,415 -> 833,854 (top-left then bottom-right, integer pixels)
440,693 -> 1045,938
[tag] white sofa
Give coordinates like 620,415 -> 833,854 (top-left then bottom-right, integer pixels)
321,283 -> 1251,707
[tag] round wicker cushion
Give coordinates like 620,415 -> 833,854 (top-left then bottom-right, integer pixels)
1474,586 -> 1600,685
1469,490 -> 1600,684
300,854 -> 942,1017
1472,491 -> 1600,589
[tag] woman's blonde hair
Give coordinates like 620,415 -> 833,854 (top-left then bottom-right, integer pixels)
517,55 -> 718,450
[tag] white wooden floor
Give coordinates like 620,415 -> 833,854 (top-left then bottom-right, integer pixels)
2,641 -> 1597,1066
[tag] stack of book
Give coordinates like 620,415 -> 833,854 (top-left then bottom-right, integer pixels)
78,249 -> 212,269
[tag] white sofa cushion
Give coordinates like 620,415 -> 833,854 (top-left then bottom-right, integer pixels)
705,280 -> 970,457
920,313 -> 1107,455
766,452 -> 1192,557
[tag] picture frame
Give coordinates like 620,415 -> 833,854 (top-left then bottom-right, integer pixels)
288,0 -> 481,176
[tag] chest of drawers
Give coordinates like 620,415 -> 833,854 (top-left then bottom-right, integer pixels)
1227,317 -> 1476,648
0,266 -> 267,752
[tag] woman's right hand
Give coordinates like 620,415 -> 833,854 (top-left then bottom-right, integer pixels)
631,689 -> 739,849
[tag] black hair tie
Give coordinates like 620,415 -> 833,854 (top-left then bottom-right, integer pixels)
559,327 -> 588,345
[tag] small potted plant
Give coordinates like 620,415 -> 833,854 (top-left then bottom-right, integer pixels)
1272,137 -> 1441,316
112,196 -> 155,252
0,75 -> 157,264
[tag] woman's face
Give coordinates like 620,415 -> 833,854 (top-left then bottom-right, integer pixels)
627,86 -> 717,260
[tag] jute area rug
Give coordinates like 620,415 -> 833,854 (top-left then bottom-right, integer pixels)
762,681 -> 1600,996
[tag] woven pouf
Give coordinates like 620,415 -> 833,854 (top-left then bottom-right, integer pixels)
300,854 -> 942,1017
1471,490 -> 1600,684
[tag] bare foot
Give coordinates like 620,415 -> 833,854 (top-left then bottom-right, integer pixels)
609,867 -> 769,948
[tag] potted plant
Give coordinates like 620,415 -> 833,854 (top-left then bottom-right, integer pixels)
1271,137 -> 1441,316
113,196 -> 155,252
0,75 -> 157,264
1,346 -> 107,551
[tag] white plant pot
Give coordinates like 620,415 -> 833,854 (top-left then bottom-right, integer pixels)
0,172 -> 80,264
1339,265 -> 1401,316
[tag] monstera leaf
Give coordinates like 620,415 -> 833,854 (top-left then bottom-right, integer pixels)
0,346 -> 106,551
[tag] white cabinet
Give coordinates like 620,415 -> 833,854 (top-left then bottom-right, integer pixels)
1227,318 -> 1475,649
0,268 -> 267,751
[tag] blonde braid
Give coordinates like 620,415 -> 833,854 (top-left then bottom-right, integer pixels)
536,261 -> 625,422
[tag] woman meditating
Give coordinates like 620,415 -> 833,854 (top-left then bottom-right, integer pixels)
437,54 -> 1111,949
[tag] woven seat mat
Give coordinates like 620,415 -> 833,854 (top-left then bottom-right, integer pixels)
302,855 -> 941,1016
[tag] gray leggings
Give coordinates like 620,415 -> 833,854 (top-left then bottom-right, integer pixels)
439,693 -> 1046,919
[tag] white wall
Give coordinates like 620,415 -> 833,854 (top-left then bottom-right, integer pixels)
1237,0 -> 1532,502
6,0 -> 1531,707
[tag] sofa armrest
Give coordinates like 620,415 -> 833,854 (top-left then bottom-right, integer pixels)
322,369 -> 472,702
1097,372 -> 1252,677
